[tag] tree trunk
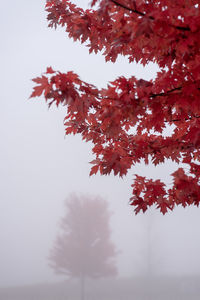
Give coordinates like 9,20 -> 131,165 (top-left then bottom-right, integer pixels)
80,273 -> 85,300
146,212 -> 154,277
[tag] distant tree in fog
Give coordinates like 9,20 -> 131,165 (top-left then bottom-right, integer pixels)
49,194 -> 117,300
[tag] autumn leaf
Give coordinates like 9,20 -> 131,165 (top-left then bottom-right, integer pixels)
30,0 -> 200,214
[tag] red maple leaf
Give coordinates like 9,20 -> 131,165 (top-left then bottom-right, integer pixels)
31,0 -> 200,214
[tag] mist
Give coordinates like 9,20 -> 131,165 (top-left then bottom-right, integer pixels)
1,0 -> 200,299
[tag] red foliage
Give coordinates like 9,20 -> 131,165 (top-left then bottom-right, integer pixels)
31,0 -> 200,214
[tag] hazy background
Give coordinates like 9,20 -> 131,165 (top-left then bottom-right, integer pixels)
1,0 -> 200,292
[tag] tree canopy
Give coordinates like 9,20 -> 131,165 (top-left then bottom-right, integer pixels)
49,194 -> 117,299
31,0 -> 200,214
49,194 -> 117,277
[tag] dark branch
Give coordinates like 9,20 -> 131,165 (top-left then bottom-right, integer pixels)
169,115 -> 200,123
150,87 -> 182,98
110,0 -> 190,31
111,0 -> 145,17
173,25 -> 190,31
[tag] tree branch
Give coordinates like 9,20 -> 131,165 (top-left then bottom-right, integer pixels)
150,87 -> 182,98
168,115 -> 200,123
111,0 -> 145,17
110,0 -> 190,31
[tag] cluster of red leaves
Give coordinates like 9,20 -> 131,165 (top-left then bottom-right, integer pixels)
31,0 -> 200,214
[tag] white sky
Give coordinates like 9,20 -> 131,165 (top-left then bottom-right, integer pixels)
1,0 -> 200,288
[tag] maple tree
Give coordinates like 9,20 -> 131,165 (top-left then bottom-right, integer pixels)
49,194 -> 117,300
31,0 -> 200,214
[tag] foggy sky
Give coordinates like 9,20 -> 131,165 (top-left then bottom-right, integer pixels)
1,0 -> 200,288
